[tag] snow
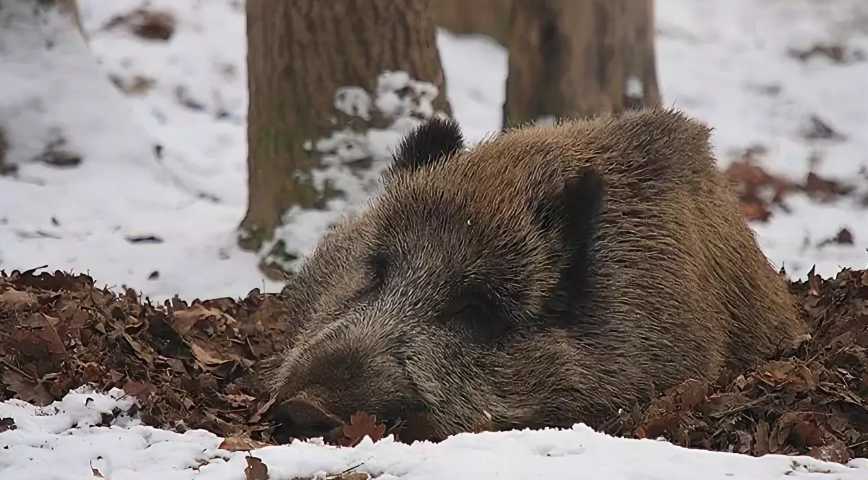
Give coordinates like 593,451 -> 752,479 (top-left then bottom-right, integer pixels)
263,71 -> 450,272
0,0 -> 867,477
2,389 -> 867,480
655,0 -> 868,275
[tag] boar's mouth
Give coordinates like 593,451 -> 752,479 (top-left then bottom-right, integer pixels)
269,394 -> 432,444
269,396 -> 346,443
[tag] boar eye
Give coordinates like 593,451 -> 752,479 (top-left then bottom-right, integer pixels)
364,250 -> 390,291
444,288 -> 505,341
352,250 -> 391,302
370,251 -> 390,280
454,300 -> 493,322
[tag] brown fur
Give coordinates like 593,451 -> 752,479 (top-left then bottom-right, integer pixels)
265,107 -> 806,440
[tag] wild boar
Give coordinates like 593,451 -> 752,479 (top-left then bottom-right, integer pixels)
263,108 -> 806,442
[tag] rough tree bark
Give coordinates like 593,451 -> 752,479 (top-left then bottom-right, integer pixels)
430,0 -> 512,45
502,0 -> 660,128
241,0 -> 451,261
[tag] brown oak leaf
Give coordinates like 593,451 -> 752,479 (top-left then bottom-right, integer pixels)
339,411 -> 386,447
244,455 -> 269,480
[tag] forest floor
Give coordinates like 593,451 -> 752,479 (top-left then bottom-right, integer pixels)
1,266 -> 867,478
1,0 -> 868,479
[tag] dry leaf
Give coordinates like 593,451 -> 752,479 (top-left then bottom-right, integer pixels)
339,473 -> 370,480
172,303 -> 220,335
103,8 -> 176,41
244,455 -> 269,480
0,288 -> 38,311
739,201 -> 772,222
339,411 -> 386,446
818,228 -> 855,248
0,417 -> 15,433
635,412 -> 680,439
753,420 -> 770,456
89,459 -> 106,478
1,369 -> 54,406
122,380 -> 157,401
808,439 -> 851,464
189,341 -> 230,367
219,436 -> 272,452
664,379 -> 709,410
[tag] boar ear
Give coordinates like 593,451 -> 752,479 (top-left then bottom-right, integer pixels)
388,116 -> 465,175
535,166 -> 606,267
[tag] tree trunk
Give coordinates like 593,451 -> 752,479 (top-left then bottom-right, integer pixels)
241,0 -> 451,265
502,0 -> 660,128
430,0 -> 512,45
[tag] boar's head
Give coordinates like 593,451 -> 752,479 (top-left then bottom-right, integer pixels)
267,117 -> 606,441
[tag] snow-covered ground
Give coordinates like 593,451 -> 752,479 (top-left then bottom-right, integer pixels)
1,0 -> 868,477
2,389 -> 867,480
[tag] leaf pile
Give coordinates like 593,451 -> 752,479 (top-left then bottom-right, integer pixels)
0,268 -> 286,441
1,267 -> 867,463
601,267 -> 868,463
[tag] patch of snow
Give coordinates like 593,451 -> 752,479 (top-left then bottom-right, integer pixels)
0,0 -> 275,301
0,1 -> 155,169
264,71 -> 449,273
2,390 -> 867,480
532,115 -> 557,126
626,76 -> 644,99
655,0 -> 868,275
0,389 -> 222,480
436,30 -> 507,145
334,87 -> 373,120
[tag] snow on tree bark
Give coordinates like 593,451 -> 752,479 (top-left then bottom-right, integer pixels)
241,0 -> 452,276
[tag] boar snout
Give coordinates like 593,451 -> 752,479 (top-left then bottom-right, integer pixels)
273,310 -> 426,439
274,394 -> 345,440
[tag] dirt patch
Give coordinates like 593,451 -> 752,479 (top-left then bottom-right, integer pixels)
1,267 -> 866,461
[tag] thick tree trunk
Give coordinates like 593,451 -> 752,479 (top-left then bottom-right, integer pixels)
430,0 -> 512,45
623,0 -> 659,111
241,0 -> 451,260
502,0 -> 660,128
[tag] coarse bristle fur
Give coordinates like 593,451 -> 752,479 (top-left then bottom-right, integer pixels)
264,107 -> 807,441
